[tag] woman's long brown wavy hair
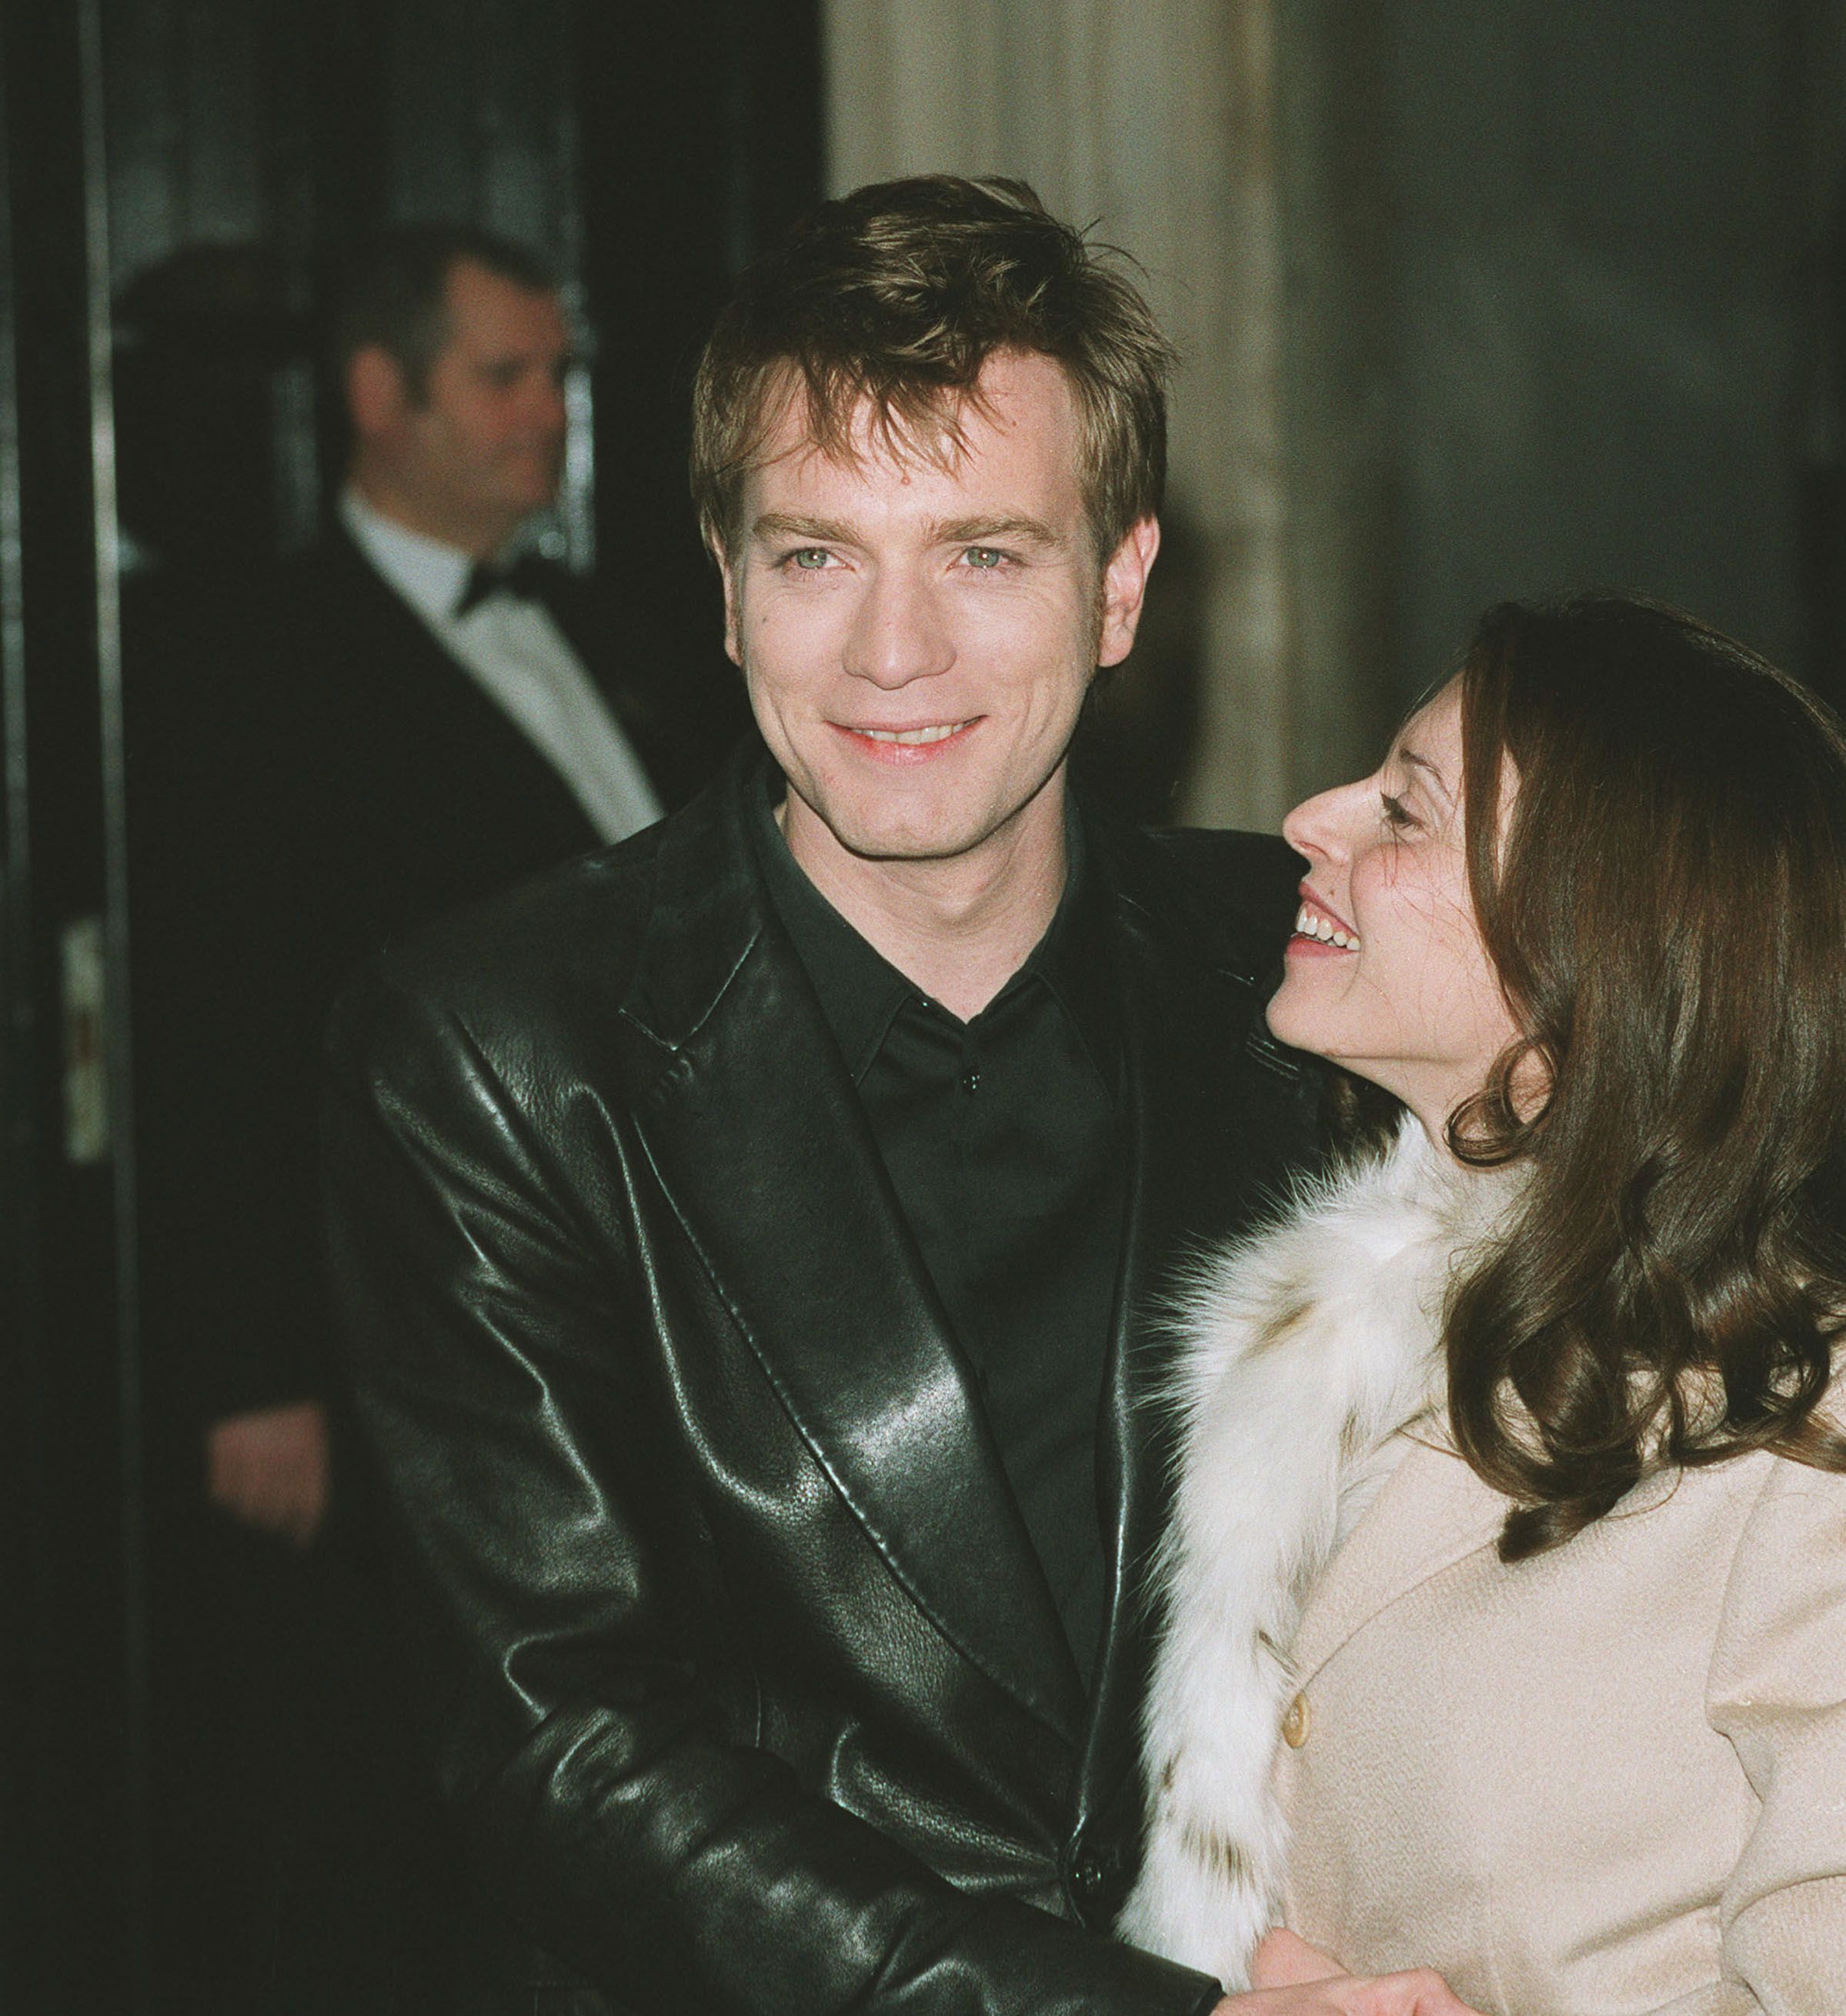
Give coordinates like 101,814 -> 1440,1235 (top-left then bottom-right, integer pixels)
1437,595 -> 1846,1560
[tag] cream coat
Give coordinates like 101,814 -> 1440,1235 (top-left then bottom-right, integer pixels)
1119,1122 -> 1846,2014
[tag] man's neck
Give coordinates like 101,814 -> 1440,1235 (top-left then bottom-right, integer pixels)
779,786 -> 1069,1022
348,465 -> 512,561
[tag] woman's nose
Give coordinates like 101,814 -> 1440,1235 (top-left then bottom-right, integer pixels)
1282,783 -> 1352,863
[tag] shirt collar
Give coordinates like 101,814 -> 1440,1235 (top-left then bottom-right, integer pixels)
749,767 -> 1119,1089
1030,811 -> 1120,1090
339,486 -> 473,626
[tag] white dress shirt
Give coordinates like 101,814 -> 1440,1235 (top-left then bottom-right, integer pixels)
339,488 -> 663,844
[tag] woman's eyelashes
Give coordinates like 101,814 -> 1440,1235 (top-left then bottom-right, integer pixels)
1379,789 -> 1421,833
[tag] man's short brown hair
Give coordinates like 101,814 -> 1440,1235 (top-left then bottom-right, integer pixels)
332,223 -> 558,402
689,175 -> 1175,561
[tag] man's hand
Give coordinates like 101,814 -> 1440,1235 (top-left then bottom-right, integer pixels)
205,1400 -> 329,1546
1210,1928 -> 1485,2014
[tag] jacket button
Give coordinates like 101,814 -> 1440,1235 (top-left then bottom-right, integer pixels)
1070,1847 -> 1103,1894
1281,1691 -> 1310,1748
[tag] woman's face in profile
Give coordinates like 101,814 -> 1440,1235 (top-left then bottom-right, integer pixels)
1268,679 -> 1521,1136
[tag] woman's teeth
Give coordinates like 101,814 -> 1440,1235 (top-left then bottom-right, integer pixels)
859,723 -> 968,745
1295,903 -> 1359,950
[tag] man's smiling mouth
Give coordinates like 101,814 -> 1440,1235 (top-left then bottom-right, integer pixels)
854,723 -> 970,746
832,719 -> 980,760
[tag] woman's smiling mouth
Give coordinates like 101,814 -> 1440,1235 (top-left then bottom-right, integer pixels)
1290,893 -> 1361,951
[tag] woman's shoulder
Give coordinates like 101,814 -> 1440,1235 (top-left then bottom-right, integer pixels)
1718,1420 -> 1846,1527
1674,1343 -> 1846,1519
1698,1432 -> 1846,1740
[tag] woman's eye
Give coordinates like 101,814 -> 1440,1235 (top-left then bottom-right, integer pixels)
1380,792 -> 1420,833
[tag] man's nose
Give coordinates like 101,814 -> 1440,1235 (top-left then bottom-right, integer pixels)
521,369 -> 568,437
843,568 -> 955,689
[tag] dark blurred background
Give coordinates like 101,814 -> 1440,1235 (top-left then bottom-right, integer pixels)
2,5 -> 822,2011
4,2 -> 1845,2009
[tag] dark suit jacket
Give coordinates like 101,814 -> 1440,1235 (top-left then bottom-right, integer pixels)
322,748 -> 1321,2015
279,523 -> 738,968
127,528 -> 750,1427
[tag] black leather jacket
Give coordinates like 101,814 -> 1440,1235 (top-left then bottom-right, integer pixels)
324,753 -> 1320,2015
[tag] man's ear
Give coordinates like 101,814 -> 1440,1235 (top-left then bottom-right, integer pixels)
1096,515 -> 1162,669
713,539 -> 744,668
347,345 -> 408,441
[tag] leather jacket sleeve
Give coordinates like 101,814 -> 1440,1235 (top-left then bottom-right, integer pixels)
323,962 -> 1223,2016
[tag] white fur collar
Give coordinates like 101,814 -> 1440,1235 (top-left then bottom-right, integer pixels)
1116,1116 -> 1521,1989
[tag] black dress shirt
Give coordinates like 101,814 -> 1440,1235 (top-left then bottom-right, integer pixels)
751,779 -> 1127,1681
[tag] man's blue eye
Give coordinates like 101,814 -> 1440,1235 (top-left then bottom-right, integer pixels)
791,549 -> 830,570
963,548 -> 1005,570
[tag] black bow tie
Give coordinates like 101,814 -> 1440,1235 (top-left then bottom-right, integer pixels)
454,553 -> 547,619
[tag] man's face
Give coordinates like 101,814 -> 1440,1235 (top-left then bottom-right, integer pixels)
719,351 -> 1157,879
376,259 -> 570,549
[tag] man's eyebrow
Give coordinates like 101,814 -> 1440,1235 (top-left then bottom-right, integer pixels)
1397,745 -> 1455,803
749,512 -> 860,546
478,349 -> 578,370
928,514 -> 1063,548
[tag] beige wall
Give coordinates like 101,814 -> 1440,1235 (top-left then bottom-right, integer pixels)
823,0 -> 1379,828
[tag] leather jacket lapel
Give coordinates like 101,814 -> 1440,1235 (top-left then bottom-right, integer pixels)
1075,828 -> 1324,1837
619,771 -> 1087,1747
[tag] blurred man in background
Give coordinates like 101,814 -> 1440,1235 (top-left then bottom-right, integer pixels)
127,222 -> 743,2013
205,222 -> 718,1532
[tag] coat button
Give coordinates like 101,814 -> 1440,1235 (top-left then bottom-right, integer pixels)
1281,1691 -> 1310,1748
1070,1847 -> 1104,1895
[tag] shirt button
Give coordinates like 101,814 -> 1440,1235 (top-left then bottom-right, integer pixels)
959,1068 -> 980,1093
1281,1691 -> 1310,1749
